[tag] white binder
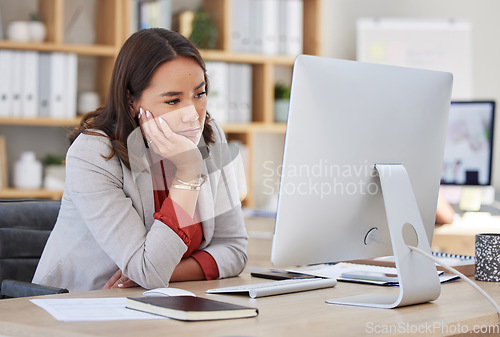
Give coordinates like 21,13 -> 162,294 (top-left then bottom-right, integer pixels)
38,52 -> 52,118
11,50 -> 24,118
22,51 -> 39,118
284,0 -> 303,56
64,53 -> 78,119
261,0 -> 279,55
249,0 -> 263,53
0,49 -> 13,117
239,64 -> 252,123
227,63 -> 252,123
206,61 -> 229,124
231,0 -> 250,53
49,52 -> 66,119
227,63 -> 240,123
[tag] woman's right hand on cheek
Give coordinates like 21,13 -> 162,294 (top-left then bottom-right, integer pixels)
139,108 -> 202,178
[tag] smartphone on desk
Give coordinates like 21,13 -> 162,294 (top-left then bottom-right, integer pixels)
251,269 -> 321,280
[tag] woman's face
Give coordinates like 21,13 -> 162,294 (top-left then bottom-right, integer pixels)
134,56 -> 207,144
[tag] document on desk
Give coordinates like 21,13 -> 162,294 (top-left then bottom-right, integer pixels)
30,298 -> 164,322
287,263 -> 459,286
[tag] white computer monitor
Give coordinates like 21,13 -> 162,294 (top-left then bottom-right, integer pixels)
271,55 -> 453,308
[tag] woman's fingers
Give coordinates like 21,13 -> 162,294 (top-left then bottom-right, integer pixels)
108,271 -> 138,289
117,279 -> 139,288
140,109 -> 162,145
138,107 -> 200,170
103,269 -> 121,289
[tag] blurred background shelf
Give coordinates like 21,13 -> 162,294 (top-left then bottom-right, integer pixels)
0,188 -> 63,200
0,0 -> 322,209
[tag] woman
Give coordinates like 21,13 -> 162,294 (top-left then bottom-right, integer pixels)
33,28 -> 248,292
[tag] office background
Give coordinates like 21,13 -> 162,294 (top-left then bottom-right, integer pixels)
0,0 -> 499,207
323,0 -> 500,195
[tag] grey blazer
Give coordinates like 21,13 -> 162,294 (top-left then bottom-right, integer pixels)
33,121 -> 248,292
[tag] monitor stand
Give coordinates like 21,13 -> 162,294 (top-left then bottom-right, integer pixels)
327,164 -> 441,308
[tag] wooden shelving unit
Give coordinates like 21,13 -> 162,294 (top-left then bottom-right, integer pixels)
0,0 -> 322,207
0,0 -> 125,200
0,117 -> 81,127
0,188 -> 63,200
199,0 -> 322,207
0,40 -> 117,56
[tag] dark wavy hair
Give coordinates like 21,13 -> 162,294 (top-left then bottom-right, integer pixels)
69,28 -> 215,169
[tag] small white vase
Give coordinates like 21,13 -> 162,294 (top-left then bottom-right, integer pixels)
274,99 -> 290,123
13,152 -> 43,189
77,91 -> 100,114
7,21 -> 31,42
29,21 -> 46,42
44,165 -> 66,190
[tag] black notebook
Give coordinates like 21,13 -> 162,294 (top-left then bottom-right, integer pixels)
126,296 -> 258,321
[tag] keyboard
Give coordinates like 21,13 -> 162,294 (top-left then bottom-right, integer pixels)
206,277 -> 337,299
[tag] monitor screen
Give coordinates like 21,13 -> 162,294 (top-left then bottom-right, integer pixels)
271,55 -> 452,268
441,101 -> 495,186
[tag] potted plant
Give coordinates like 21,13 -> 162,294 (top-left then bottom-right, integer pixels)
29,12 -> 46,42
42,154 -> 65,190
274,83 -> 291,123
189,8 -> 217,49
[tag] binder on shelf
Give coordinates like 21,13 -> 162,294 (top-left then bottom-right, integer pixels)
249,0 -> 263,54
283,0 -> 303,56
22,51 -> 39,118
278,0 -> 288,55
206,61 -> 229,124
11,50 -> 24,118
0,49 -> 13,117
236,64 -> 252,123
233,0 -> 303,56
64,53 -> 78,119
38,52 -> 51,118
231,0 -> 251,53
227,64 -> 240,123
49,52 -> 66,119
261,0 -> 279,55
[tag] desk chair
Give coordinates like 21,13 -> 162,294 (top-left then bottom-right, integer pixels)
0,199 -> 68,298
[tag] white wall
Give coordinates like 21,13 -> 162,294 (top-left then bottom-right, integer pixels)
322,0 -> 500,190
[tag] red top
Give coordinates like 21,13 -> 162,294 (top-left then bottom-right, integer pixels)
151,160 -> 219,280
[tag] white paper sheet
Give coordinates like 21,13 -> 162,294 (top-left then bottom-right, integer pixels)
288,263 -> 459,285
30,297 -> 164,322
